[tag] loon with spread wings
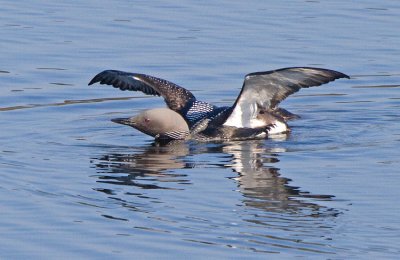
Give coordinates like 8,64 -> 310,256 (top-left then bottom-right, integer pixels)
89,67 -> 349,141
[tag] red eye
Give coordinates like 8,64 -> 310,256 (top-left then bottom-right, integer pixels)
144,118 -> 150,123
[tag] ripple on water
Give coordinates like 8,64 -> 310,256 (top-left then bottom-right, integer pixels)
1,0 -> 400,258
85,140 -> 342,255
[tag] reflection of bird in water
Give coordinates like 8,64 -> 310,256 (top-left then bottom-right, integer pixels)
89,67 -> 349,141
93,141 -> 193,190
222,141 -> 336,215
92,140 -> 338,217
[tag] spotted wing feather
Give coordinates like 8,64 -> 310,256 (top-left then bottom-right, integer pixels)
89,70 -> 195,113
157,131 -> 189,140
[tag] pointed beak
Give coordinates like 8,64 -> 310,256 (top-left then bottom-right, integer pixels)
111,117 -> 134,126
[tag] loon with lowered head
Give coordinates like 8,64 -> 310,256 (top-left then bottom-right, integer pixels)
89,67 -> 349,141
111,108 -> 190,141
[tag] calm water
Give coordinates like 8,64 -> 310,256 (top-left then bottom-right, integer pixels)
1,0 -> 399,258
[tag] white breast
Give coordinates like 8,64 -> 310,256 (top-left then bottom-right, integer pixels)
223,103 -> 263,128
267,121 -> 288,135
223,102 -> 288,135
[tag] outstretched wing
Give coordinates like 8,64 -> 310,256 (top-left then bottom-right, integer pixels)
88,70 -> 195,113
223,67 -> 349,127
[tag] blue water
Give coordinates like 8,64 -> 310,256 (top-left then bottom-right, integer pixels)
1,0 -> 399,258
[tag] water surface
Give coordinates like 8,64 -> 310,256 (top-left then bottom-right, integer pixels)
1,0 -> 399,258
